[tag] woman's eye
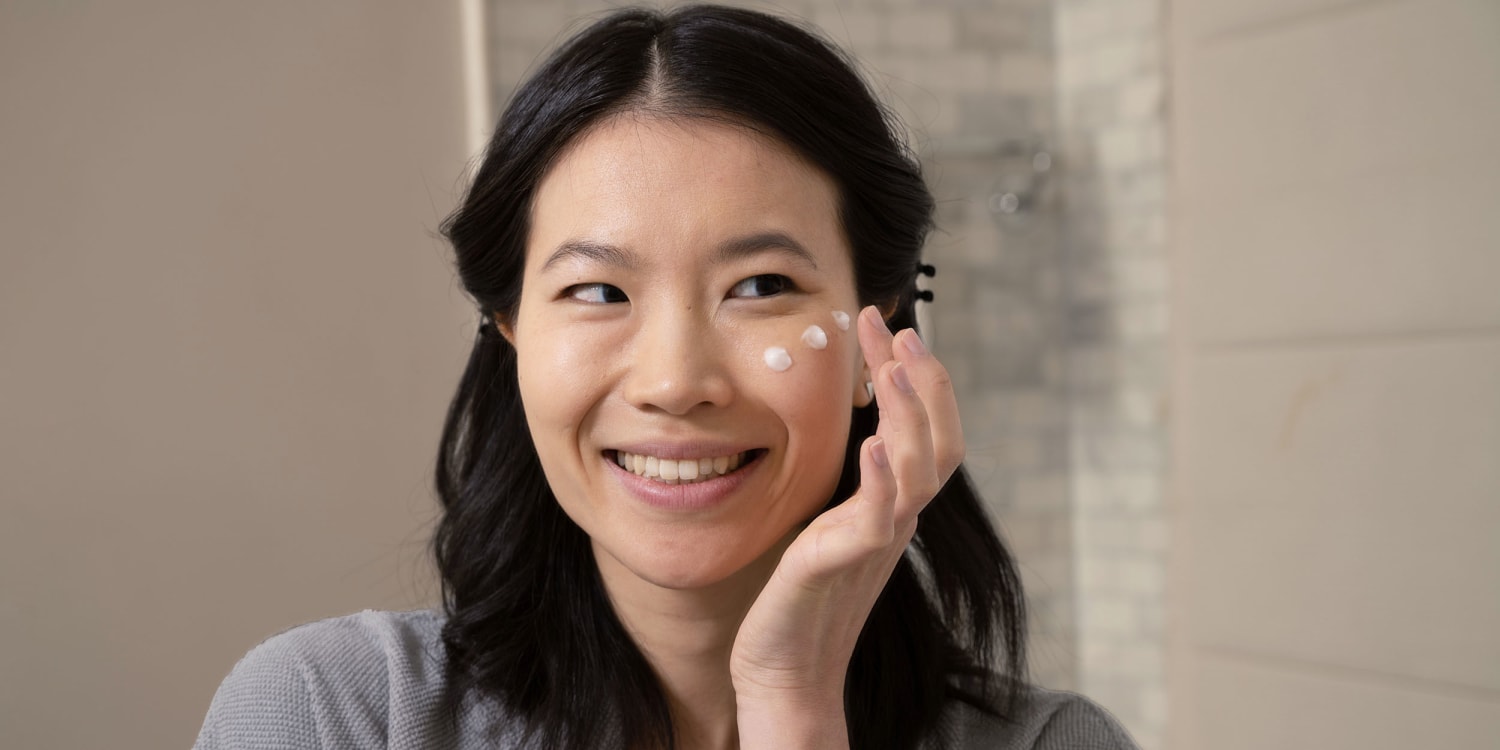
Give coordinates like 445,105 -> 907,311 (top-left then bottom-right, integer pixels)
566,283 -> 628,304
729,274 -> 791,299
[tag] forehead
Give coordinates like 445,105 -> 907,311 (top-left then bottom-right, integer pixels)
526,115 -> 848,269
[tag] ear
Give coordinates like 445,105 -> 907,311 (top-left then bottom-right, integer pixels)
852,362 -> 874,408
495,312 -> 517,347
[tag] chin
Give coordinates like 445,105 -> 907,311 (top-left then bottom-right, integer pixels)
599,532 -> 787,593
647,547 -> 772,591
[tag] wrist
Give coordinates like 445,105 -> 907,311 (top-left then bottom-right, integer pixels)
734,682 -> 848,750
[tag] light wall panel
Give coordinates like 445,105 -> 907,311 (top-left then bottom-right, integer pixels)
1197,654 -> 1500,750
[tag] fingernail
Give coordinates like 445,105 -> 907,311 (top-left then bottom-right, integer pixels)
902,330 -> 928,357
863,306 -> 890,334
891,362 -> 915,394
870,438 -> 889,468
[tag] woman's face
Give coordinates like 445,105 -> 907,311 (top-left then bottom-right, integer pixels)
502,116 -> 868,591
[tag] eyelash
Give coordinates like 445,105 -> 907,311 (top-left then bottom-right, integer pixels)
565,283 -> 628,304
729,274 -> 794,299
563,274 -> 796,304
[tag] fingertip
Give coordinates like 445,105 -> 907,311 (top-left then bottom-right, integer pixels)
860,435 -> 894,488
890,361 -> 915,395
877,359 -> 912,398
898,328 -> 928,357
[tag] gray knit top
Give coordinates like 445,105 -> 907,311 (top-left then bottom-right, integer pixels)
195,609 -> 1137,749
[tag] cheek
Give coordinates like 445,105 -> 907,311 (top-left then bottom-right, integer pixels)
513,319 -> 614,526
732,314 -> 858,433
515,318 -> 612,430
737,313 -> 856,378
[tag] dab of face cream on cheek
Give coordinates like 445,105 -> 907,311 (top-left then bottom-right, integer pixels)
763,346 -> 793,372
762,311 -> 849,372
801,325 -> 827,350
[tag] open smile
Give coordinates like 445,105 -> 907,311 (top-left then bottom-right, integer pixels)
608,449 -> 766,485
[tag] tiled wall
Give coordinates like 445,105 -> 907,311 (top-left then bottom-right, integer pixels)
1054,0 -> 1169,746
1167,0 -> 1500,747
487,0 -> 1168,744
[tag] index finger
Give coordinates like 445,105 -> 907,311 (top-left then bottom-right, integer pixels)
856,305 -> 895,388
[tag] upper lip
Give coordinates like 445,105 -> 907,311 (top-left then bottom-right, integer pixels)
607,441 -> 762,460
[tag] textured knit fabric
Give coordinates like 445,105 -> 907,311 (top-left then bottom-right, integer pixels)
195,609 -> 1138,750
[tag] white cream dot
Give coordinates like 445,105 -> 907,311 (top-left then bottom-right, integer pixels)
831,310 -> 851,331
801,325 -> 828,350
764,346 -> 792,372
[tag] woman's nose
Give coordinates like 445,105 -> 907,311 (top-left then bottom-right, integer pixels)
620,312 -> 734,415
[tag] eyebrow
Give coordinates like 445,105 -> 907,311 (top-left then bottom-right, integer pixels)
540,231 -> 819,272
716,231 -> 819,270
541,239 -> 638,272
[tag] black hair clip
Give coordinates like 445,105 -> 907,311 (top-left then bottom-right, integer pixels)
918,263 -> 937,278
915,289 -> 935,303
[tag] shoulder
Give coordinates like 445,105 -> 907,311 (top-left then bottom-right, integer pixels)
942,685 -> 1139,750
194,609 -> 455,749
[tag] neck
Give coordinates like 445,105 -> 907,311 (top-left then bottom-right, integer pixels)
593,536 -> 792,750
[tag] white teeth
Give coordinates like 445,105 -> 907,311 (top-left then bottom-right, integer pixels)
615,450 -> 753,484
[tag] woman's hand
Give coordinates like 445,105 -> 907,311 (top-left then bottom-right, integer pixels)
729,305 -> 965,749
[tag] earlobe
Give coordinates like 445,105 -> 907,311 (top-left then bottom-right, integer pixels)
853,367 -> 875,408
495,313 -> 517,347
874,299 -> 899,323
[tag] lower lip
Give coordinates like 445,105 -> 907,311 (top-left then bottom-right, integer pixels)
606,453 -> 762,511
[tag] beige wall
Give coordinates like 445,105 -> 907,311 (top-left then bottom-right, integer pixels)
0,2 -> 472,747
1167,0 -> 1500,747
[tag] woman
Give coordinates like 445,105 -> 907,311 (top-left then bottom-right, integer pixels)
196,5 -> 1137,749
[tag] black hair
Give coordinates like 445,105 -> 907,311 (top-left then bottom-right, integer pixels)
433,5 -> 1027,749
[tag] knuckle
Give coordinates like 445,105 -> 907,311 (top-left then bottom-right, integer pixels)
908,476 -> 941,501
926,363 -> 954,393
860,527 -> 895,552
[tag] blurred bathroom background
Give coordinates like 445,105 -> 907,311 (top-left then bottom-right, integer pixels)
2,1 -> 1495,748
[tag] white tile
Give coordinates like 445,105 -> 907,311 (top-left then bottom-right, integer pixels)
1182,165 -> 1500,342
1075,472 -> 1165,511
1178,0 -> 1500,198
1118,76 -> 1164,122
1184,337 -> 1500,516
1192,652 -> 1500,750
1185,0 -> 1400,42
993,53 -> 1055,95
1191,501 -> 1500,692
1177,338 -> 1500,692
812,8 -> 883,52
886,9 -> 956,51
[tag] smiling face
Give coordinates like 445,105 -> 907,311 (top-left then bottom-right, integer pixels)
502,116 -> 869,592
